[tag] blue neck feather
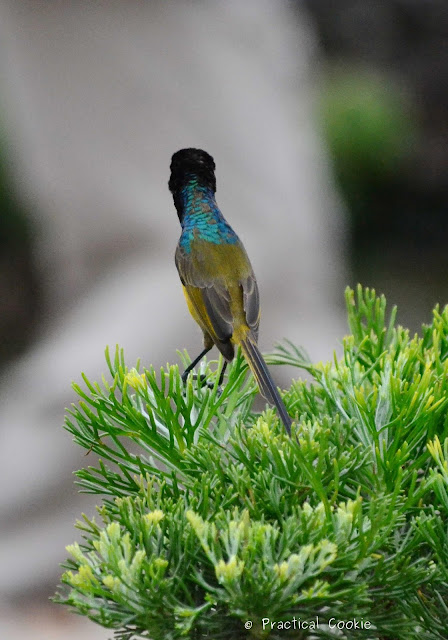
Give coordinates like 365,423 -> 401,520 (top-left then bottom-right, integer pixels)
178,179 -> 238,253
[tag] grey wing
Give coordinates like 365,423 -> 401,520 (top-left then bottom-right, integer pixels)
175,243 -> 233,342
242,272 -> 260,340
175,243 -> 206,287
201,286 -> 233,341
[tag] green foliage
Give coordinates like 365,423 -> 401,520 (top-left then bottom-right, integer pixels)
55,286 -> 448,639
319,68 -> 416,218
321,69 -> 414,174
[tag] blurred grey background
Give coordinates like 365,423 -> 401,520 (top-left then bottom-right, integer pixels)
0,1 -> 446,638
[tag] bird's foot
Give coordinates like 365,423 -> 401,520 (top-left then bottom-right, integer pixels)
181,372 -> 206,385
182,372 -> 223,395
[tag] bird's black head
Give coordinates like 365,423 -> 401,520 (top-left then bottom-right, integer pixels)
169,148 -> 216,199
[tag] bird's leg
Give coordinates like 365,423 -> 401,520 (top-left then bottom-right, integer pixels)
181,346 -> 212,384
217,361 -> 228,387
203,360 -> 228,395
181,349 -> 227,394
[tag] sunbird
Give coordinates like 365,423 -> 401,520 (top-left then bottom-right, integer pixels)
169,148 -> 292,435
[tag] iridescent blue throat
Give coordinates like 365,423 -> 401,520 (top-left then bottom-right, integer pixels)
179,179 -> 239,253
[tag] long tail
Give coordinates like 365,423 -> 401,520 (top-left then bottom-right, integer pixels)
239,334 -> 292,435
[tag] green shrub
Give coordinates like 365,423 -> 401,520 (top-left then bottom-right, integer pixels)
55,286 -> 448,639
